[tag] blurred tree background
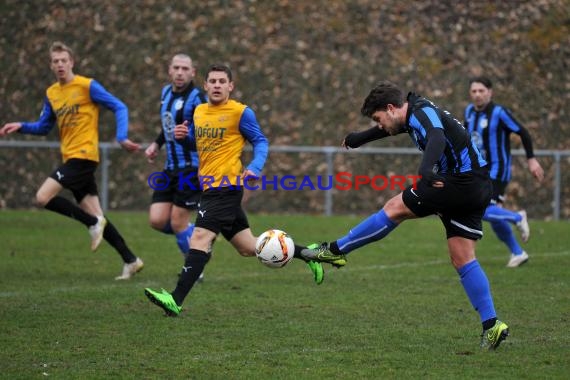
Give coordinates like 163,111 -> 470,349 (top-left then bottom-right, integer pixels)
0,0 -> 568,218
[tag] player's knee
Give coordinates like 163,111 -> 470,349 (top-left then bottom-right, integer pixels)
148,215 -> 169,232
148,218 -> 163,230
384,195 -> 411,221
35,191 -> 51,207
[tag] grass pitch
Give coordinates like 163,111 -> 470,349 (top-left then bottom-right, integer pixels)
0,210 -> 568,379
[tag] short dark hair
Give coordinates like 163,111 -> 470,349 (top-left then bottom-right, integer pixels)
360,81 -> 404,117
206,63 -> 232,82
469,76 -> 492,89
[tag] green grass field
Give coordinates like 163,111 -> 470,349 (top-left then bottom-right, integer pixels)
1,210 -> 568,379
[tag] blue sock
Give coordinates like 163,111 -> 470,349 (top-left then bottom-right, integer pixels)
458,260 -> 496,323
484,205 -> 522,224
175,223 -> 194,255
336,209 -> 397,254
490,220 -> 523,255
161,220 -> 174,235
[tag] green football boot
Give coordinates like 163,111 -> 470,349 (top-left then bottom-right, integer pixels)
307,260 -> 324,285
480,320 -> 509,350
144,288 -> 182,317
301,242 -> 347,268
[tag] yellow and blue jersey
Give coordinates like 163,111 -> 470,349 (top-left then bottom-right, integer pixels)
192,99 -> 268,189
19,75 -> 129,163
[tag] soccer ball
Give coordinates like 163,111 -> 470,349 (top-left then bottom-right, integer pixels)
255,229 -> 295,268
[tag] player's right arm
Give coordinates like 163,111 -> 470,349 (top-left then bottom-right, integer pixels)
342,125 -> 390,149
145,141 -> 160,163
1,98 -> 56,136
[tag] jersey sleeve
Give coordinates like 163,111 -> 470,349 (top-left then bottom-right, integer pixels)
499,107 -> 534,158
19,97 -> 57,135
182,89 -> 207,146
239,107 -> 269,177
414,106 -> 444,132
89,80 -> 129,142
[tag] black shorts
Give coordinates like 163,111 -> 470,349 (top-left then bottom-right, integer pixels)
402,169 -> 492,240
49,159 -> 99,203
151,166 -> 201,210
194,187 -> 249,241
490,179 -> 508,204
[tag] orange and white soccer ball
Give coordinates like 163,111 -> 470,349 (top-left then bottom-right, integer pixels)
255,229 -> 295,268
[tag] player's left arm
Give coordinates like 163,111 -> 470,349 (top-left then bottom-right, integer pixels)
89,80 -> 140,151
413,107 -> 446,188
500,108 -> 544,182
239,107 -> 268,178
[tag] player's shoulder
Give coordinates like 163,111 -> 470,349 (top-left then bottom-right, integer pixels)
73,75 -> 93,87
227,100 -> 248,115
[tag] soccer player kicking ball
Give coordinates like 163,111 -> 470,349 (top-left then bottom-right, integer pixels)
144,64 -> 325,317
301,81 -> 509,350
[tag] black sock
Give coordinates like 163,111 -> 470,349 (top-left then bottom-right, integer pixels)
329,241 -> 342,255
172,249 -> 211,305
45,196 -> 98,226
482,318 -> 497,331
103,218 -> 137,263
293,244 -> 309,262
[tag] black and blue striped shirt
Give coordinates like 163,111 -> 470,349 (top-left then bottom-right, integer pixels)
158,83 -> 207,171
464,102 -> 534,182
405,93 -> 487,174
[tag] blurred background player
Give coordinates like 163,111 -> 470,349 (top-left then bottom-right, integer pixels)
145,54 -> 207,279
144,64 -> 324,316
464,76 -> 544,267
0,41 -> 143,280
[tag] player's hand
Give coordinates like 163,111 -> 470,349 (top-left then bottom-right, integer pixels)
174,121 -> 189,140
0,122 -> 22,136
419,171 -> 446,188
119,138 -> 141,152
342,133 -> 358,149
528,157 -> 544,182
241,169 -> 259,205
145,142 -> 159,163
241,169 -> 259,184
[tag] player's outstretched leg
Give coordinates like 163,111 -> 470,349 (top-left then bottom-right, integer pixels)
300,242 -> 347,268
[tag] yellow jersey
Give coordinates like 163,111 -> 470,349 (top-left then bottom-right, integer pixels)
21,75 -> 129,163
193,99 -> 269,190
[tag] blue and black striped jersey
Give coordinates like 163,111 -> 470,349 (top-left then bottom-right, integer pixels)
464,102 -> 530,182
405,93 -> 487,174
159,83 -> 207,171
